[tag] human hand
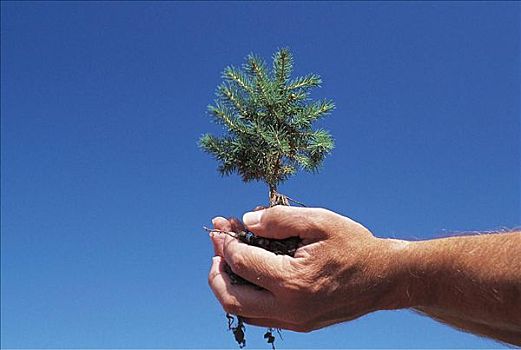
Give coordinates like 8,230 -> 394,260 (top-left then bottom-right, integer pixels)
208,206 -> 410,332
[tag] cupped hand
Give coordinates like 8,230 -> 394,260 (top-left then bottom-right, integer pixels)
208,206 -> 408,332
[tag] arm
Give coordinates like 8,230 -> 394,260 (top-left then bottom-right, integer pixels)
207,207 -> 521,346
404,233 -> 521,345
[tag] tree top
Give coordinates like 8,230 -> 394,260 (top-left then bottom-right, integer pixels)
199,48 -> 335,192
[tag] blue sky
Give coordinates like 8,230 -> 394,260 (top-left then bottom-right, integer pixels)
1,1 -> 519,348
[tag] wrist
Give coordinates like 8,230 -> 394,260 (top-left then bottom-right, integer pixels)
372,238 -> 437,311
384,239 -> 448,309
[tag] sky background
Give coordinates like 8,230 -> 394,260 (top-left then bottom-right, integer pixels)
1,1 -> 520,348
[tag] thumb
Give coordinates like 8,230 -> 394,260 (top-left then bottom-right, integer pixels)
242,206 -> 330,240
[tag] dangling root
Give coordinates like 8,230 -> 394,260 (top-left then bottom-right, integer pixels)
264,328 -> 276,349
227,313 -> 246,348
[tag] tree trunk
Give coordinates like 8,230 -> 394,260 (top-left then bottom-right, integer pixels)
269,184 -> 289,207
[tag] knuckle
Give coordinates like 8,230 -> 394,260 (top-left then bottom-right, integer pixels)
264,205 -> 285,225
267,205 -> 284,216
207,261 -> 220,287
222,296 -> 240,314
280,268 -> 315,300
228,253 -> 247,275
207,271 -> 218,287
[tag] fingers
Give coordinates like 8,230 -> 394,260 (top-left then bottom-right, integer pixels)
222,233 -> 294,292
208,255 -> 279,318
242,206 -> 332,241
210,216 -> 246,257
210,217 -> 230,257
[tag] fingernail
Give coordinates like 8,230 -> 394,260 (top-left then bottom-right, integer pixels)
212,216 -> 225,226
243,211 -> 262,226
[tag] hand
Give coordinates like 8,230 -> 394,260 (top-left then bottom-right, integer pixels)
208,206 -> 409,332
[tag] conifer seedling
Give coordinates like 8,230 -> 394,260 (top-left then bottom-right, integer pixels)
200,48 -> 335,348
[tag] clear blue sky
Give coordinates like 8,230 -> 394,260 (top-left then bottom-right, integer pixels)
1,1 -> 519,348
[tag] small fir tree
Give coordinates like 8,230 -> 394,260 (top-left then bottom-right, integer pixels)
199,48 -> 334,207
200,48 -> 335,349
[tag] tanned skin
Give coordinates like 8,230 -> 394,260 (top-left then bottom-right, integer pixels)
208,206 -> 521,346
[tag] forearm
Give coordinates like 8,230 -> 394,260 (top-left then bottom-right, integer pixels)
390,231 -> 521,345
414,306 -> 521,346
